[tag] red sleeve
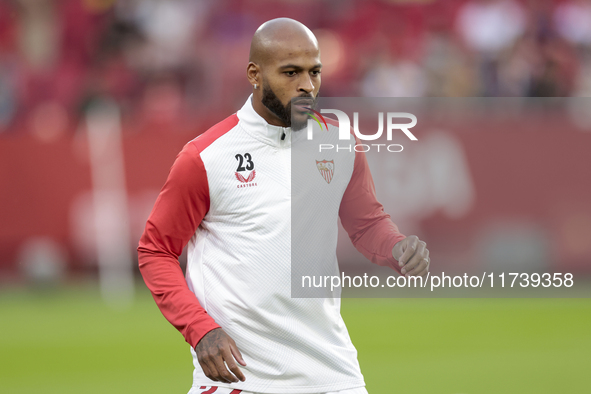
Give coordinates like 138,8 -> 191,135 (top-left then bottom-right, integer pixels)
137,142 -> 220,348
338,143 -> 406,273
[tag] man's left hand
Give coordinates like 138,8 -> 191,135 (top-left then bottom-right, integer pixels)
392,235 -> 430,277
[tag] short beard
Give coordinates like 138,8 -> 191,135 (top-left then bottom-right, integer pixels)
261,84 -> 317,131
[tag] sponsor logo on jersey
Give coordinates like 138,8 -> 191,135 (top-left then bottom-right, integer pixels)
235,170 -> 257,188
316,160 -> 334,184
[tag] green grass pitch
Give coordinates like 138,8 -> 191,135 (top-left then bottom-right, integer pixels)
0,286 -> 589,393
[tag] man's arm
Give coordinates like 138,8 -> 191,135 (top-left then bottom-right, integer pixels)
338,141 -> 429,276
138,142 -> 246,383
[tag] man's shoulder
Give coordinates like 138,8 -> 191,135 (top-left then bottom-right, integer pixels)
189,113 -> 240,153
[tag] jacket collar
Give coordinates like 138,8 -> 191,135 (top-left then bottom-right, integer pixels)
237,95 -> 292,147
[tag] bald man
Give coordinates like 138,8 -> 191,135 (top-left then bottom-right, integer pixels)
138,18 -> 429,394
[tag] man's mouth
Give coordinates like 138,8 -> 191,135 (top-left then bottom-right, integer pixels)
292,98 -> 314,112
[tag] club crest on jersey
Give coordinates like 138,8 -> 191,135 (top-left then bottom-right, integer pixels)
316,160 -> 334,184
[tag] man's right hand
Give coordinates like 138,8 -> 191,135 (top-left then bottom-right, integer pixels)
195,328 -> 247,383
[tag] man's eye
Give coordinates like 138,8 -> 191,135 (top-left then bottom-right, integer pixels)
285,71 -> 296,76
311,70 -> 321,76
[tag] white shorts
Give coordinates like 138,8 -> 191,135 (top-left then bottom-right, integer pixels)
188,386 -> 368,394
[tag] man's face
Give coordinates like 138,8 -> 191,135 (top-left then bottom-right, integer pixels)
260,44 -> 321,131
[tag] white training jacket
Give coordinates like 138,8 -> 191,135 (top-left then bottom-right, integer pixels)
138,96 -> 405,393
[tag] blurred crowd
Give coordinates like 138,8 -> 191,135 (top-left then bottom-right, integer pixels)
1,0 -> 591,136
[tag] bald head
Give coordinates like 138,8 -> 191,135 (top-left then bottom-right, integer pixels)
246,18 -> 322,129
249,18 -> 319,66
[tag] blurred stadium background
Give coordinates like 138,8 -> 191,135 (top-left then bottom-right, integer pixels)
1,0 -> 590,393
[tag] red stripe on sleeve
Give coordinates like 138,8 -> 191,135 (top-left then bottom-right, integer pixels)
191,114 -> 239,152
137,114 -> 239,348
339,136 -> 406,273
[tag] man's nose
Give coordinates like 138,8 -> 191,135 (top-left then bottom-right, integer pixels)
299,75 -> 314,94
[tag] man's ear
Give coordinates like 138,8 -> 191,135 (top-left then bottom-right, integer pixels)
247,62 -> 260,89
